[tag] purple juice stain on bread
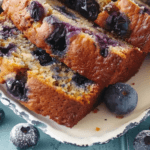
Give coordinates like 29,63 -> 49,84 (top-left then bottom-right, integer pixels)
0,26 -> 18,39
0,43 -> 16,57
95,34 -> 118,58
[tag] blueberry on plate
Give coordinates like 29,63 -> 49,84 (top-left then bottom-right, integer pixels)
10,123 -> 40,149
133,130 -> 150,150
103,82 -> 138,115
0,108 -> 5,124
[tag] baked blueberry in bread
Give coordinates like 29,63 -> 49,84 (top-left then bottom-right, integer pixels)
0,14 -> 102,127
1,0 -> 146,86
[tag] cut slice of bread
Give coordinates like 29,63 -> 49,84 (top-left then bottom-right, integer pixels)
0,14 -> 102,127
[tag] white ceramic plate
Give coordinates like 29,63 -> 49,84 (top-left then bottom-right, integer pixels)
1,54 -> 150,146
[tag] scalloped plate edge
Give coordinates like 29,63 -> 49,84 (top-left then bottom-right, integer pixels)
1,87 -> 150,146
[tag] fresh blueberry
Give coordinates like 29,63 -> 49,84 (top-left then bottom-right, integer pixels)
0,26 -> 17,39
72,73 -> 91,86
65,0 -> 77,9
103,83 -> 138,115
6,78 -> 28,101
33,48 -> 53,66
76,0 -> 99,21
10,123 -> 40,149
46,23 -> 67,53
0,108 -> 5,124
0,43 -> 16,57
133,130 -> 150,150
106,12 -> 130,37
29,1 -> 44,21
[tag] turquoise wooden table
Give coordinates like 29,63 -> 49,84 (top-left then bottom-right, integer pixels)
1,100 -> 150,150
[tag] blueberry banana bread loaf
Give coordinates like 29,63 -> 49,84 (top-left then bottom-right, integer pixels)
0,14 -> 102,127
1,0 -> 146,86
56,0 -> 150,53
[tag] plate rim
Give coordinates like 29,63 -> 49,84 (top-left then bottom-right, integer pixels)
1,87 -> 150,146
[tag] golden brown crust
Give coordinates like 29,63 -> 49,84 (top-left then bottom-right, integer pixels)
117,0 -> 150,53
64,33 -> 145,86
21,72 -> 101,127
109,48 -> 147,84
95,0 -> 150,53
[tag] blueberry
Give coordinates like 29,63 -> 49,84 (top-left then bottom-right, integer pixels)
103,83 -> 138,115
10,123 -> 40,149
106,12 -> 130,37
46,23 -> 67,53
0,43 -> 16,57
6,79 -> 28,101
100,47 -> 109,58
29,1 -> 44,21
0,109 -> 5,124
72,73 -> 91,86
76,0 -> 99,21
33,48 -> 53,66
0,6 -> 3,13
139,5 -> 150,15
65,0 -> 77,9
133,130 -> 150,150
0,26 -> 17,39
96,34 -> 118,58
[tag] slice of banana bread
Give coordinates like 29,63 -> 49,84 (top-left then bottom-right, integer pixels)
0,14 -> 102,127
1,0 -> 146,86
